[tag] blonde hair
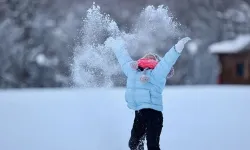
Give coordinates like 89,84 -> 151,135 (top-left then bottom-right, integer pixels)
142,53 -> 161,61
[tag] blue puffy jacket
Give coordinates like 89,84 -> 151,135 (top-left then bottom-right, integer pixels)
113,44 -> 180,112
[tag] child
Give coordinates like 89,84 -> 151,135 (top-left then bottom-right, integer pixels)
105,36 -> 191,150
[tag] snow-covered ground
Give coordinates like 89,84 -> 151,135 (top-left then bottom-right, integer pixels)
0,86 -> 250,150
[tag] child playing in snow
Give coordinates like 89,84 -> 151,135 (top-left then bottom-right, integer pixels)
105,36 -> 191,150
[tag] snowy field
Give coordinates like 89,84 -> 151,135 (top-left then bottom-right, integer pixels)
0,86 -> 250,150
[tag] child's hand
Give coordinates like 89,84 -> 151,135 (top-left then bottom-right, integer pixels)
105,37 -> 115,49
175,37 -> 191,53
105,37 -> 125,50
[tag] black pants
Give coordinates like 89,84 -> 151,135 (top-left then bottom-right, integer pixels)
129,109 -> 163,150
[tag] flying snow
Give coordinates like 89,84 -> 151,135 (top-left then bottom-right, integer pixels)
72,3 -> 182,87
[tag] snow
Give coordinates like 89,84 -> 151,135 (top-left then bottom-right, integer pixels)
224,9 -> 247,22
187,40 -> 199,55
36,54 -> 46,65
72,4 -> 181,87
209,35 -> 250,54
36,54 -> 59,67
1,86 -> 250,150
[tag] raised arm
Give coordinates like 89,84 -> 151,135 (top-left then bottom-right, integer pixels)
105,37 -> 134,76
152,37 -> 191,79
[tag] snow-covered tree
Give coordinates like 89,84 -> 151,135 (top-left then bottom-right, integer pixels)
1,0 -> 250,87
164,0 -> 250,84
0,0 -> 83,88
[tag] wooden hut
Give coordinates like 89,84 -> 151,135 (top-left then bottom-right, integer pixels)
209,35 -> 250,84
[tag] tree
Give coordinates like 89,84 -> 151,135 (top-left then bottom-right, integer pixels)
163,0 -> 250,84
0,0 -> 81,88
